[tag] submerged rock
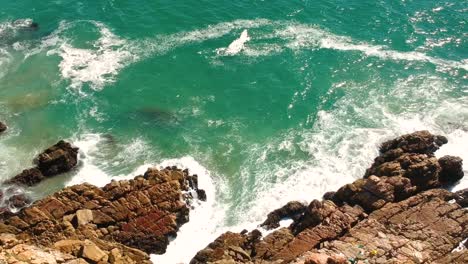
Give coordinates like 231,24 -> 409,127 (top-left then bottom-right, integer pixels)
0,166 -> 206,263
0,121 -> 6,133
6,140 -> 79,186
191,131 -> 467,264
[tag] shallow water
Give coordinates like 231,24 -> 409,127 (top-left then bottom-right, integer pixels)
0,1 -> 467,263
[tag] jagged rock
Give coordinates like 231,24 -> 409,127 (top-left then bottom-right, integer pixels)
36,140 -> 79,176
0,166 -> 206,263
6,140 -> 79,186
8,168 -> 45,186
329,131 -> 464,212
379,130 -> 447,155
261,201 -> 307,230
0,121 -> 6,133
190,230 -> 262,264
438,155 -> 464,185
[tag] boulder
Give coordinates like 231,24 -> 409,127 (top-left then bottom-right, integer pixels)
438,155 -> 464,185
6,140 -> 78,186
36,140 -> 79,176
81,240 -> 107,263
75,209 -> 93,226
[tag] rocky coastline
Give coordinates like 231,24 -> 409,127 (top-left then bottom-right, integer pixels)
0,130 -> 466,263
191,131 -> 467,264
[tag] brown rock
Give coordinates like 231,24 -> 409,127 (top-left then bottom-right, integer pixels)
81,240 -> 107,263
36,140 -> 79,176
261,201 -> 307,230
438,155 -> 464,185
54,240 -> 84,255
75,209 -> 93,226
379,130 -> 447,155
6,140 -> 79,187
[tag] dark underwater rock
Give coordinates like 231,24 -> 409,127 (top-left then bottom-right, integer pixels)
0,122 -> 6,133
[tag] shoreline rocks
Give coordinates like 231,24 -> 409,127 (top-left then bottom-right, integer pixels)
191,131 -> 467,264
0,166 -> 206,263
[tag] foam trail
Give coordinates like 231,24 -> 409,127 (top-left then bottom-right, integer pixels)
49,22 -> 137,90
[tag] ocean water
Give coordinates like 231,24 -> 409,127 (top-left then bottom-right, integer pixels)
0,0 -> 467,263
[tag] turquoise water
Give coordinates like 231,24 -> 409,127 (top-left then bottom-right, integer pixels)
0,1 -> 467,262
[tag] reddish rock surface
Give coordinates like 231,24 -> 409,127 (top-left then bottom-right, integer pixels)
0,167 -> 206,263
191,131 -> 467,264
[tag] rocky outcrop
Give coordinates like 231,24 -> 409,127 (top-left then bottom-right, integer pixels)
6,140 -> 79,186
299,189 -> 467,264
0,166 -> 206,263
0,121 -> 6,133
261,201 -> 307,230
191,131 -> 467,264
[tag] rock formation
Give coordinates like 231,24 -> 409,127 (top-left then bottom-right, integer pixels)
0,121 -> 6,133
191,131 -> 467,264
0,167 -> 206,263
6,140 -> 79,186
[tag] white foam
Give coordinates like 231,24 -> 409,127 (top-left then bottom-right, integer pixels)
47,22 -> 138,90
66,133 -> 111,187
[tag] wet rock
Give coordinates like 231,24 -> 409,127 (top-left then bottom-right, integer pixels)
6,140 -> 78,186
0,167 -> 206,263
454,188 -> 468,207
36,140 -> 79,176
7,168 -> 45,186
261,201 -> 307,230
0,186 -> 31,213
438,155 -> 464,185
197,189 -> 207,201
379,130 -> 447,155
0,121 -> 6,133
